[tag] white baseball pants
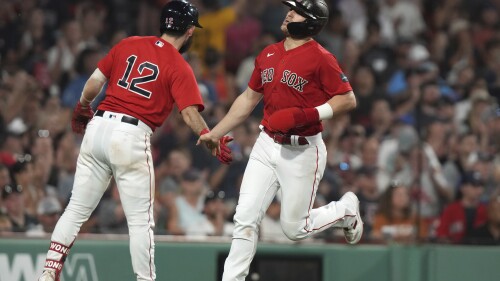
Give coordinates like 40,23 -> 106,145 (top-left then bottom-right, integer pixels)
222,131 -> 350,281
46,113 -> 156,281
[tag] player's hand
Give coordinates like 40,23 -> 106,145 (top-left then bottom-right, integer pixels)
198,129 -> 220,156
217,135 -> 233,165
267,107 -> 319,133
71,101 -> 94,134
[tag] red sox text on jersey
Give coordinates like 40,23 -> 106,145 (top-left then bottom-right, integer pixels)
261,68 -> 309,93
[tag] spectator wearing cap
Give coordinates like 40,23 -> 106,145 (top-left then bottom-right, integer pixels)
174,169 -> 213,236
0,117 -> 30,167
10,158 -> 44,217
436,171 -> 488,244
443,132 -> 479,193
26,196 -> 62,236
471,152 -> 498,202
203,190 -> 233,236
354,166 -> 380,237
2,183 -> 39,232
464,189 -> 500,245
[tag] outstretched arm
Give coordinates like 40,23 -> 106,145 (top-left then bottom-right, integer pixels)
204,87 -> 263,141
180,105 -> 220,155
180,105 -> 210,136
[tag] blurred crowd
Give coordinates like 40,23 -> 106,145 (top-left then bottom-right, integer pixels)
1,0 -> 500,245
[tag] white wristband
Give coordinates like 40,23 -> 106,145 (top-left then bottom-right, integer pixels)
315,103 -> 333,120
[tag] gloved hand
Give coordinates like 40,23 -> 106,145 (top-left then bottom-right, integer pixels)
199,129 -> 233,165
71,101 -> 94,134
267,107 -> 319,133
217,135 -> 233,165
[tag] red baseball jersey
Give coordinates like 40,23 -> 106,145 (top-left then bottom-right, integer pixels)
248,40 -> 352,136
97,36 -> 204,130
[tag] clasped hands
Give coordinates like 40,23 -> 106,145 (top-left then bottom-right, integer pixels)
198,129 -> 233,165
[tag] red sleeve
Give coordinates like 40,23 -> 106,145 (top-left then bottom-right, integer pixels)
170,62 -> 204,112
248,54 -> 263,93
318,54 -> 352,97
97,44 -> 119,78
436,206 -> 452,238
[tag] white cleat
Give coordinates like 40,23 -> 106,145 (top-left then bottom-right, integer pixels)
340,191 -> 363,244
38,270 -> 56,281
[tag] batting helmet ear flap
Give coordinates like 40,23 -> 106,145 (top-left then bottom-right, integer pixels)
286,20 -> 324,38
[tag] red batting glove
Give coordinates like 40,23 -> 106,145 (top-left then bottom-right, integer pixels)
217,136 -> 233,165
71,101 -> 94,134
200,128 -> 210,136
267,107 -> 319,133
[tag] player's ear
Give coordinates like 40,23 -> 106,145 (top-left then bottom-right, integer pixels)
186,26 -> 195,37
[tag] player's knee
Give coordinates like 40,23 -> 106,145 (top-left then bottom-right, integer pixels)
232,208 -> 260,239
281,221 -> 307,241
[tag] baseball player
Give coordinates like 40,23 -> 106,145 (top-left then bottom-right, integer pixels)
198,1 -> 363,280
38,1 -> 232,281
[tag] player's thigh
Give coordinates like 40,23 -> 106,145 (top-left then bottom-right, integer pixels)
111,129 -> 154,215
70,148 -> 112,209
235,156 -> 279,224
276,143 -> 327,221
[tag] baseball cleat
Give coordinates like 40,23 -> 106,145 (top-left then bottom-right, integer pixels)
38,270 -> 56,281
340,191 -> 363,244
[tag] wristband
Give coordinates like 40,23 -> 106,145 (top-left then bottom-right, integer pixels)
315,103 -> 333,120
200,128 -> 210,136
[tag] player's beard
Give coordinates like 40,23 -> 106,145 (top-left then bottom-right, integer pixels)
281,23 -> 290,38
179,36 -> 193,54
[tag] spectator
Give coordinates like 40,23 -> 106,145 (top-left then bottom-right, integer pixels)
2,183 -> 39,232
203,190 -> 233,236
0,213 -> 13,233
27,196 -> 62,236
350,66 -> 384,126
372,182 -> 427,243
436,171 -> 488,244
191,0 -> 245,63
47,20 -> 86,91
224,1 -> 262,73
464,189 -> 500,245
354,166 -> 380,237
443,132 -> 479,193
60,48 -> 104,109
260,197 -> 291,243
0,164 -> 11,212
11,157 -> 44,217
175,169 -> 212,236
97,182 -> 128,234
379,0 -> 426,41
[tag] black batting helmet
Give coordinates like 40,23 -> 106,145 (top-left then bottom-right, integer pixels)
160,0 -> 202,35
282,0 -> 328,38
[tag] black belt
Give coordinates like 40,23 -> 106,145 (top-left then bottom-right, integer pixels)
95,110 -> 139,126
263,126 -> 309,145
